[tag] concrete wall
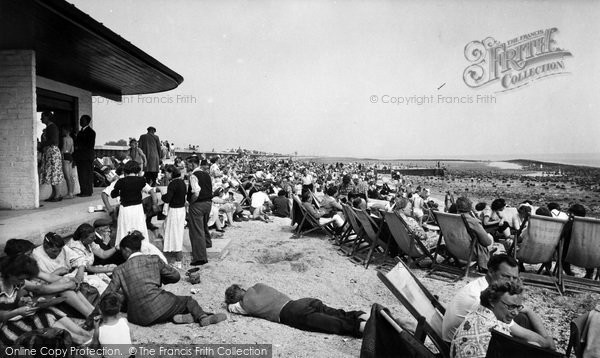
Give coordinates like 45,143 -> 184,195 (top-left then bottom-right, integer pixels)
0,50 -> 38,209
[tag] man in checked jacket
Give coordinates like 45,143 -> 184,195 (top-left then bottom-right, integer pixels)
90,231 -> 226,327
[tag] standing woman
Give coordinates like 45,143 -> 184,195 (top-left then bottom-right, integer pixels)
111,161 -> 167,262
40,111 -> 64,202
60,126 -> 75,199
161,165 -> 187,269
127,138 -> 147,171
111,160 -> 157,246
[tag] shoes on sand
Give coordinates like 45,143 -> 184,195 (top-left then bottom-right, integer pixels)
199,313 -> 227,327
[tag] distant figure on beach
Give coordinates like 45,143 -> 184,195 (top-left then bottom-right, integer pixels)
127,138 -> 147,170
444,190 -> 455,213
186,157 -> 213,266
225,283 -> 369,337
138,126 -> 161,186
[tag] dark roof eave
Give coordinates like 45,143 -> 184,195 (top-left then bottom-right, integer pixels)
35,0 -> 184,90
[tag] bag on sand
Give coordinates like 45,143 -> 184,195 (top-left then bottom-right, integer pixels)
186,267 -> 201,284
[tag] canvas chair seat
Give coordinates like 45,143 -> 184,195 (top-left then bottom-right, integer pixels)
562,216 -> 600,293
381,210 -> 435,267
514,214 -> 567,293
291,195 -> 335,238
378,260 -> 449,357
428,212 -> 479,281
353,209 -> 389,268
485,329 -> 564,358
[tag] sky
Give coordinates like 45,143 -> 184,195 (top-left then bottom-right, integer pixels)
66,0 -> 600,160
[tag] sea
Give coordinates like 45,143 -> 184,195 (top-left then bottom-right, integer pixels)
307,153 -> 600,169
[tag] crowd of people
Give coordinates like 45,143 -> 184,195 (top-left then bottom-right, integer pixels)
13,116 -> 599,355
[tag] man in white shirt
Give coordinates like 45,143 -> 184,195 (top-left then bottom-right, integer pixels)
441,254 -> 550,343
250,186 -> 272,222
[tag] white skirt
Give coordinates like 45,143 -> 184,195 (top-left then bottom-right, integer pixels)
116,204 -> 149,247
162,206 -> 186,252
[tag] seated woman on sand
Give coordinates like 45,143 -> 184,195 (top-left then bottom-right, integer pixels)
450,280 -> 555,358
0,255 -> 92,345
5,238 -> 95,318
392,197 -> 428,241
68,223 -> 118,294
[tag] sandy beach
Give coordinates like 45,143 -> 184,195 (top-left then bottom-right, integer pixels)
126,159 -> 600,357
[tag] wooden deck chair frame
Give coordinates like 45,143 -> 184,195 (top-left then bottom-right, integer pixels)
237,185 -> 252,209
381,210 -> 436,268
291,195 -> 336,239
562,216 -> 600,293
353,209 -> 389,268
512,214 -> 567,294
485,329 -> 564,358
377,260 -> 449,357
428,211 -> 478,282
378,309 -> 438,358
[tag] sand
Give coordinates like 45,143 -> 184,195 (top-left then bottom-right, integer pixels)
124,212 -> 598,358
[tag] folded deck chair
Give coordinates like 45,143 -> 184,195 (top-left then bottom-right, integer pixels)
353,209 -> 389,268
562,216 -> 600,293
377,260 -> 449,357
514,214 -> 567,293
381,210 -> 436,268
291,195 -> 335,239
485,329 -> 564,358
360,303 -> 437,358
566,311 -> 590,358
428,212 -> 478,282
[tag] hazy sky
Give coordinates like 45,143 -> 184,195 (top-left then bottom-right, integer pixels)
67,0 -> 600,159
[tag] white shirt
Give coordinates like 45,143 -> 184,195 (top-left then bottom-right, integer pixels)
31,245 -> 82,274
189,167 -> 202,195
442,276 -> 489,342
251,191 -> 271,208
227,302 -> 248,315
551,209 -> 569,220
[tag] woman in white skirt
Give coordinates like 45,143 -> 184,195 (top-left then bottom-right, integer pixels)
111,160 -> 167,263
161,165 -> 187,269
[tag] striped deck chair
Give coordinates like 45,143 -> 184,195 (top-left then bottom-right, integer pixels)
381,210 -> 435,268
562,216 -> 600,293
428,212 -> 479,282
514,214 -> 567,293
377,260 -> 449,357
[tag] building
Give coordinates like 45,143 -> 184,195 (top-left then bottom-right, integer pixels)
0,0 -> 183,209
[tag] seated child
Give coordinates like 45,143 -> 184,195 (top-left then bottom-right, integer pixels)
92,293 -> 132,354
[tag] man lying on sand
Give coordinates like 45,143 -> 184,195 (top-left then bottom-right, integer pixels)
225,283 -> 368,337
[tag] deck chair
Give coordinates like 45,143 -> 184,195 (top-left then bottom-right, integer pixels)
485,329 -> 564,358
360,307 -> 437,358
428,212 -> 478,282
291,195 -> 335,239
514,214 -> 567,293
562,216 -> 600,293
381,210 -> 436,268
237,185 -> 252,209
338,203 -> 365,255
308,190 -> 321,209
566,311 -> 590,358
353,209 -> 389,268
377,260 -> 449,357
